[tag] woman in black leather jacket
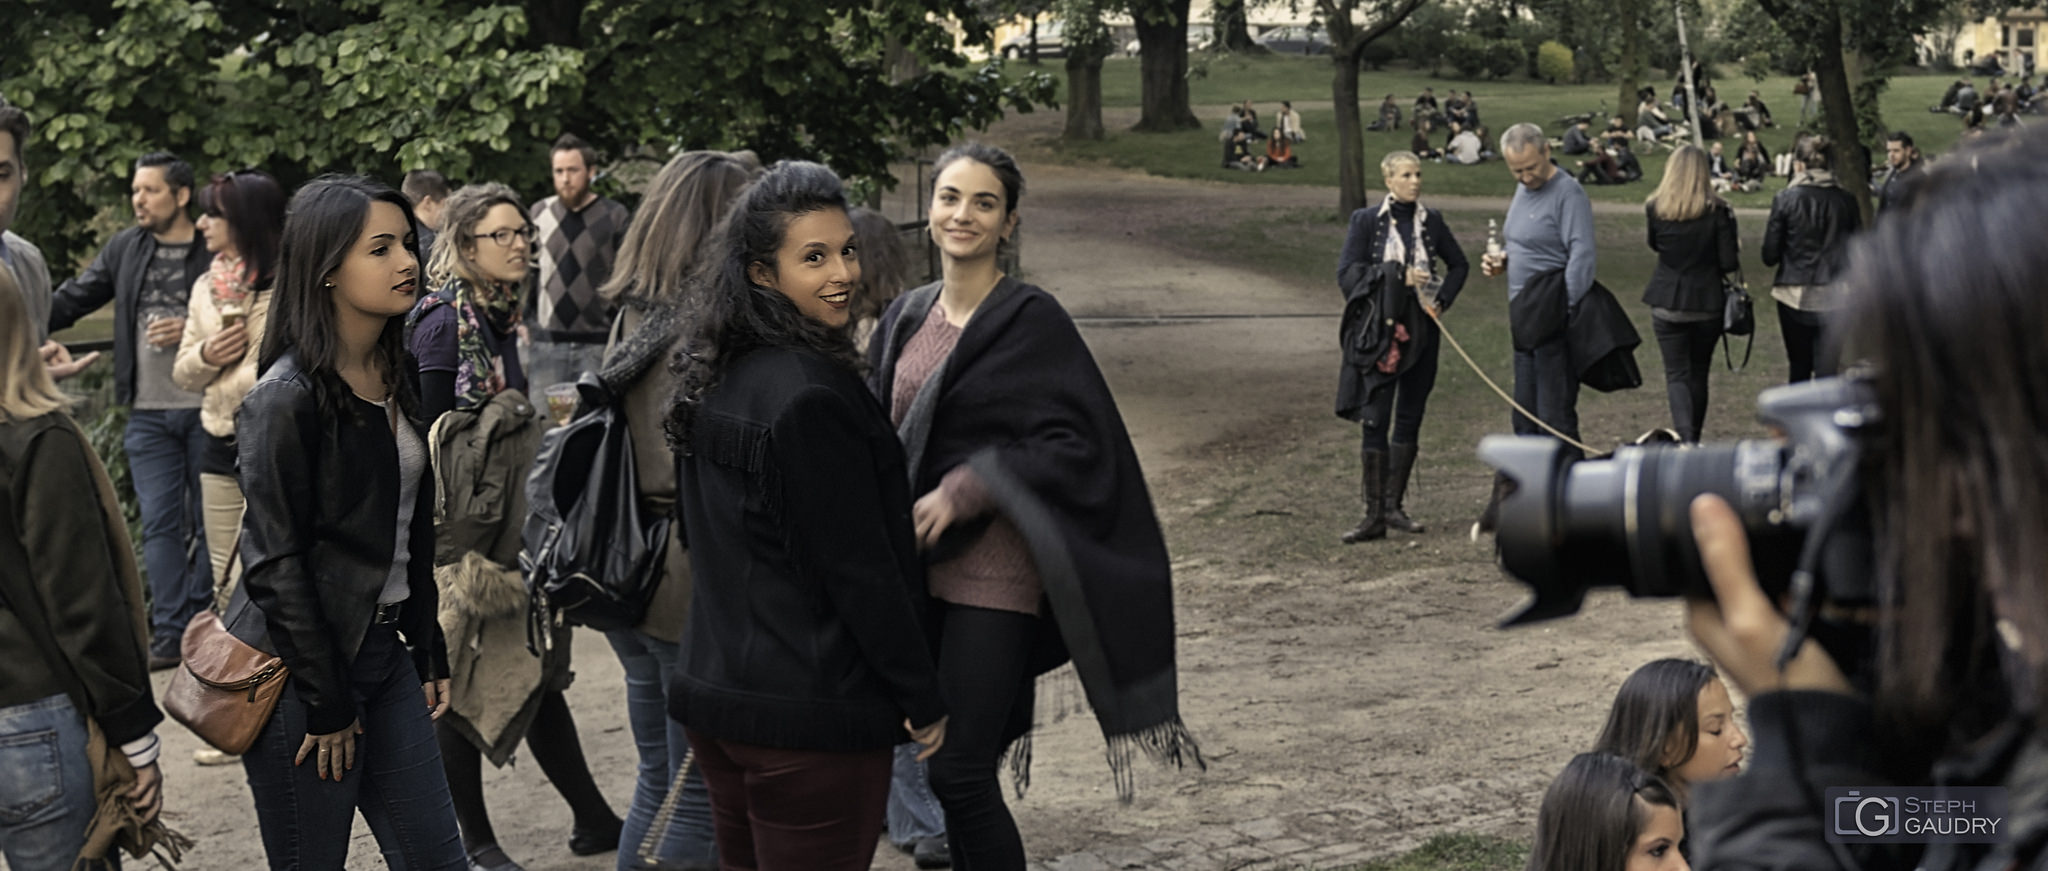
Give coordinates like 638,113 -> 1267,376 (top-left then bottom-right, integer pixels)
232,175 -> 465,870
1642,145 -> 1740,443
1761,136 -> 1861,383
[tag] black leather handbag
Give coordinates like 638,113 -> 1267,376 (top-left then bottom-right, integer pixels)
1721,274 -> 1755,371
520,373 -> 671,636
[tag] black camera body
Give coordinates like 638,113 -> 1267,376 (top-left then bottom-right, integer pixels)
1478,377 -> 1882,641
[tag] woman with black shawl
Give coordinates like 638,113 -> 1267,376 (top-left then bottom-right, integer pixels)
868,144 -> 1202,869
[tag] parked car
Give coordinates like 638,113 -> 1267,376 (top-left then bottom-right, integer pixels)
1001,21 -> 1066,59
1124,31 -> 1214,56
1256,24 -> 1331,55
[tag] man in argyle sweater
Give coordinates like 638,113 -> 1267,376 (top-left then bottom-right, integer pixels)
529,133 -> 630,390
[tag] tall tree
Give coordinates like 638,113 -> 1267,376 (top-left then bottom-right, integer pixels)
1748,0 -> 1949,223
1062,0 -> 1113,140
1,0 -> 1054,269
1319,0 -> 1437,214
1614,0 -> 1646,127
1212,0 -> 1261,52
1132,0 -> 1202,131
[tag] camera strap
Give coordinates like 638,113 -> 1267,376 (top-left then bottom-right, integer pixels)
1427,307 -> 1607,458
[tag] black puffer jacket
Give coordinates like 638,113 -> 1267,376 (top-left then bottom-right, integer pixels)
1762,174 -> 1862,288
231,351 -> 449,736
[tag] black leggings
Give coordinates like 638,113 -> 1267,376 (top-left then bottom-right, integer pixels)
437,689 -> 616,852
1777,302 -> 1834,383
1358,324 -> 1440,452
1652,316 -> 1722,442
926,604 -> 1039,871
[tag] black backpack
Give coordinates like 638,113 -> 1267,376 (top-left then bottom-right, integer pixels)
520,373 -> 671,637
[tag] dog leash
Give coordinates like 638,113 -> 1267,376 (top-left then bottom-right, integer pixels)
1425,306 -> 1608,458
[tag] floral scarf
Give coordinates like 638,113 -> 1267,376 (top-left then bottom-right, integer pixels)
409,278 -> 522,410
208,252 -> 255,309
1373,195 -> 1429,373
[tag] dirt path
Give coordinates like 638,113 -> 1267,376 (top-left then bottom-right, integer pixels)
115,158 -> 1706,871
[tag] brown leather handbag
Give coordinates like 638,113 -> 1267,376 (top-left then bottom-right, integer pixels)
162,548 -> 289,754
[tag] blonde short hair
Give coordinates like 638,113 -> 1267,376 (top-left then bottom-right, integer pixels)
1380,151 -> 1422,176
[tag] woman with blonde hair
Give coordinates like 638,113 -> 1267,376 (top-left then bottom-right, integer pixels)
593,149 -> 761,871
1641,144 -> 1740,442
0,265 -> 172,870
407,182 -> 621,871
1333,149 -> 1469,541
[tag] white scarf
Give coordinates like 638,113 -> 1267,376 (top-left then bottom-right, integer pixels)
1378,194 -> 1431,271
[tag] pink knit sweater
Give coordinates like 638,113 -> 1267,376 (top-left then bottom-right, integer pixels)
890,305 -> 1044,616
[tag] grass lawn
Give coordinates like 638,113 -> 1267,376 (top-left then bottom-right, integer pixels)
1023,55 -> 1977,208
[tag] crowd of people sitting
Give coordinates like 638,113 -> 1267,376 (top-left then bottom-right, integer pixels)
1931,75 -> 2042,130
1220,98 -> 1305,171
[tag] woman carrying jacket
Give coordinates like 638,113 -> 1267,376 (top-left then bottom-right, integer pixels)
867,143 -> 1201,869
1642,145 -> 1740,443
172,170 -> 285,619
233,174 -> 465,869
0,266 -> 167,871
1761,136 -> 1861,383
593,150 -> 761,871
406,182 -> 620,871
1334,150 -> 1469,542
667,160 -> 947,870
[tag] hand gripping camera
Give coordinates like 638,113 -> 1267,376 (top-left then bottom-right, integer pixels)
1479,377 -> 1883,676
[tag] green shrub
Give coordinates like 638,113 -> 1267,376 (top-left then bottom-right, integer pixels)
1484,38 -> 1524,79
1446,34 -> 1491,78
1536,41 -> 1575,84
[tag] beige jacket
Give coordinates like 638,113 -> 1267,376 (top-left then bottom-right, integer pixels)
173,275 -> 272,439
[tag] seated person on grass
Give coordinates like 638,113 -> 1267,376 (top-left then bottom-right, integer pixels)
1223,128 -> 1261,171
1265,132 -> 1300,169
1561,119 -> 1595,155
1369,94 -> 1403,132
1410,117 -> 1442,161
1444,123 -> 1491,165
1737,91 -> 1775,130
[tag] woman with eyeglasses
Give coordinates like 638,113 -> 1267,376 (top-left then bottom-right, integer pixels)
407,182 -> 622,871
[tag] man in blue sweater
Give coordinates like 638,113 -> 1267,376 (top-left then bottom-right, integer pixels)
1481,123 -> 1597,454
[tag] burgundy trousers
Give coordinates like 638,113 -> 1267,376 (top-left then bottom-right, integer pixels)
685,729 -> 893,871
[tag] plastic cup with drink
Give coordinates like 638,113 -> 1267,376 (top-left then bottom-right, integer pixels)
141,305 -> 184,352
544,383 -> 579,426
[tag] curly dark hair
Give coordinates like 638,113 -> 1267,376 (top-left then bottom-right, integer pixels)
665,160 -> 856,453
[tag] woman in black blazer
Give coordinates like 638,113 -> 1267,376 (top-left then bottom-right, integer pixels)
666,161 -> 946,871
1642,145 -> 1741,443
234,175 -> 464,870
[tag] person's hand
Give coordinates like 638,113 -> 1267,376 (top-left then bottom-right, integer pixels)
295,720 -> 364,781
912,489 -> 959,551
40,341 -> 100,379
200,322 -> 250,366
1404,266 -> 1432,289
907,716 -> 948,762
1480,252 -> 1506,277
423,679 -> 452,721
145,316 -> 185,349
1684,494 -> 1854,698
127,761 -> 163,824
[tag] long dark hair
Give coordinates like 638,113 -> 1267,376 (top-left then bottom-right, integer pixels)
1591,659 -> 1716,788
1838,127 -> 2048,739
599,150 -> 762,305
199,169 -> 287,290
666,160 -> 856,453
258,175 -> 421,421
847,206 -> 911,327
1525,753 -> 1681,871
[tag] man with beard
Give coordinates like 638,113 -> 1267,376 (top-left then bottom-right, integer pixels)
47,151 -> 212,670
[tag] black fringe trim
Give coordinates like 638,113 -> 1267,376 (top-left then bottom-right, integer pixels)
1104,717 -> 1207,804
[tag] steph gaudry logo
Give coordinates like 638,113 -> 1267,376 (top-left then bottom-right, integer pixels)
1825,787 -> 2009,844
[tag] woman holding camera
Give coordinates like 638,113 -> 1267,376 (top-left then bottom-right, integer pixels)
1642,146 -> 1740,443
1334,150 -> 1469,542
1683,129 -> 2048,868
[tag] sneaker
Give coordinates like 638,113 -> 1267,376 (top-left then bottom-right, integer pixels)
193,747 -> 239,766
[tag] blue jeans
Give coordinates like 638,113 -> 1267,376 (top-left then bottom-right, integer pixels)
125,408 -> 211,646
604,628 -> 716,870
886,744 -> 946,848
0,695 -> 98,871
242,624 -> 466,871
1511,335 -> 1582,458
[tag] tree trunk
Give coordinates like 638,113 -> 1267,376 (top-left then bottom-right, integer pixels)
1813,17 -> 1875,224
1334,49 -> 1368,215
1616,0 -> 1643,128
1065,51 -> 1106,140
1215,0 -> 1259,52
1029,18 -> 1042,65
1134,0 -> 1200,131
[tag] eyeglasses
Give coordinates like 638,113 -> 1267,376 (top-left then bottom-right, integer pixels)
474,224 -> 537,248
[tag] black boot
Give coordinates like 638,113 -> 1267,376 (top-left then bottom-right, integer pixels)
1384,443 -> 1426,534
1342,449 -> 1388,543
